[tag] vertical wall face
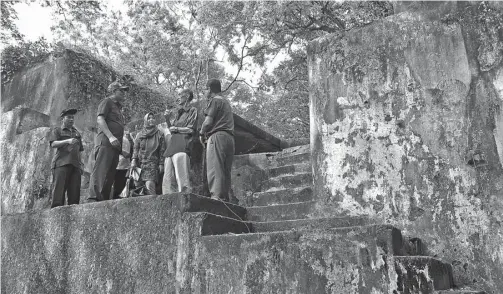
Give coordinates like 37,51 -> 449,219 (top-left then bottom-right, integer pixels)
0,51 -> 114,214
308,6 -> 503,292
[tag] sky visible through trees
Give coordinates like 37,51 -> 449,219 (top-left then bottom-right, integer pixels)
1,1 -> 393,140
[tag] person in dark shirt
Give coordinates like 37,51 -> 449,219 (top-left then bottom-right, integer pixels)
48,108 -> 84,208
88,80 -> 129,201
162,89 -> 198,194
199,79 -> 235,201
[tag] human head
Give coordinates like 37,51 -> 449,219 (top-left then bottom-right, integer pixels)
144,112 -> 155,128
206,79 -> 221,94
108,80 -> 129,101
60,108 -> 77,128
177,89 -> 194,106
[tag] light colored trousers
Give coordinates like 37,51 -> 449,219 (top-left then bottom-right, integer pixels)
162,152 -> 191,194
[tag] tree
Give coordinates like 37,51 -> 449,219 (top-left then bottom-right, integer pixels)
1,1 -> 23,45
189,1 -> 393,140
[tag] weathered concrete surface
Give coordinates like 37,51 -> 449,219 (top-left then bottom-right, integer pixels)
308,3 -> 503,293
231,145 -> 311,206
187,225 -> 453,293
1,50 -> 123,214
0,193 -> 246,294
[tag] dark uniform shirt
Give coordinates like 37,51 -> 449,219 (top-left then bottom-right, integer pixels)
203,95 -> 234,136
49,125 -> 84,169
96,97 -> 125,146
164,106 -> 198,157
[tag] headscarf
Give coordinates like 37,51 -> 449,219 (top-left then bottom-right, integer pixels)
139,112 -> 159,139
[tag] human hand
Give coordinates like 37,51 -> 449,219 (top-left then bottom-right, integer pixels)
169,126 -> 178,133
199,134 -> 206,146
109,136 -> 121,149
67,138 -> 79,145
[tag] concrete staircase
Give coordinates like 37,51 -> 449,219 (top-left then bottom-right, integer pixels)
193,145 -> 485,294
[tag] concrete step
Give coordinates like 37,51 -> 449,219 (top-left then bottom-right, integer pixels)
177,193 -> 247,221
246,201 -> 315,222
394,256 -> 454,292
252,186 -> 313,206
261,172 -> 313,192
275,151 -> 311,167
434,290 -> 486,294
403,236 -> 427,256
200,213 -> 252,235
198,225 -> 409,292
267,162 -> 311,178
252,216 -> 370,233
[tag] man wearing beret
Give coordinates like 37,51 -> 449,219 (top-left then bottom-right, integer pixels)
49,108 -> 84,208
88,80 -> 129,201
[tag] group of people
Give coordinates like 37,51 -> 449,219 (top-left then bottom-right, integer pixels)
49,78 -> 235,208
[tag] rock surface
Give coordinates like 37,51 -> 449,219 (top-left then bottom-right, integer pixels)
308,2 -> 503,292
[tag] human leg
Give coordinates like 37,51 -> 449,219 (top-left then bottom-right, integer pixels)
162,157 -> 177,194
145,180 -> 157,195
112,169 -> 128,199
66,165 -> 81,205
206,132 -> 234,201
51,165 -> 70,208
89,145 -> 119,201
172,152 -> 191,192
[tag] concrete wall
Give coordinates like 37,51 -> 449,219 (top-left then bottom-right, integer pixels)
308,3 -> 503,292
1,195 -> 196,294
0,50 -> 175,214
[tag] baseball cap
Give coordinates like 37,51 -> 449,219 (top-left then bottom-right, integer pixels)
108,80 -> 130,93
60,108 -> 78,117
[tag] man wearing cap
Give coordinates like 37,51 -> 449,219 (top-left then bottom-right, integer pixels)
88,80 -> 129,201
199,79 -> 235,201
49,108 -> 84,208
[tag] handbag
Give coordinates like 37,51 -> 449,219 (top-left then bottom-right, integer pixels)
119,178 -> 131,198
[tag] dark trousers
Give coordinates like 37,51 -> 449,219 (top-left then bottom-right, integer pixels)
89,145 -> 120,201
112,169 -> 128,199
206,131 -> 235,201
51,165 -> 81,208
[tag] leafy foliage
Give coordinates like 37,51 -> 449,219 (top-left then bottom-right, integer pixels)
1,38 -> 52,84
3,1 -> 394,141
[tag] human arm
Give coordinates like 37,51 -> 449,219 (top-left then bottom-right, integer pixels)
97,116 -> 120,149
158,133 -> 165,172
96,99 -> 121,149
131,133 -> 140,167
49,127 -> 79,148
50,138 -> 78,148
169,107 -> 198,135
164,109 -> 172,128
121,138 -> 131,158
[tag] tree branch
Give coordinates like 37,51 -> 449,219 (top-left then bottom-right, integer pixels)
223,34 -> 250,93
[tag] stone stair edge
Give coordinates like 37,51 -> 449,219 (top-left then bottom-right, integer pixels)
253,185 -> 312,195
247,200 -> 316,209
203,223 -> 401,238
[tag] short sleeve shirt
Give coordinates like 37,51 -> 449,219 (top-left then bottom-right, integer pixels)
49,126 -> 84,169
173,106 -> 198,132
163,107 -> 198,157
96,97 -> 125,146
203,96 -> 234,136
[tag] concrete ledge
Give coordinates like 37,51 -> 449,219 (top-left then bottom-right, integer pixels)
195,224 -> 407,293
394,256 -> 454,292
0,193 -> 245,294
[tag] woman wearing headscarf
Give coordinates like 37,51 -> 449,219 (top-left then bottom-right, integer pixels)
131,113 -> 165,195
